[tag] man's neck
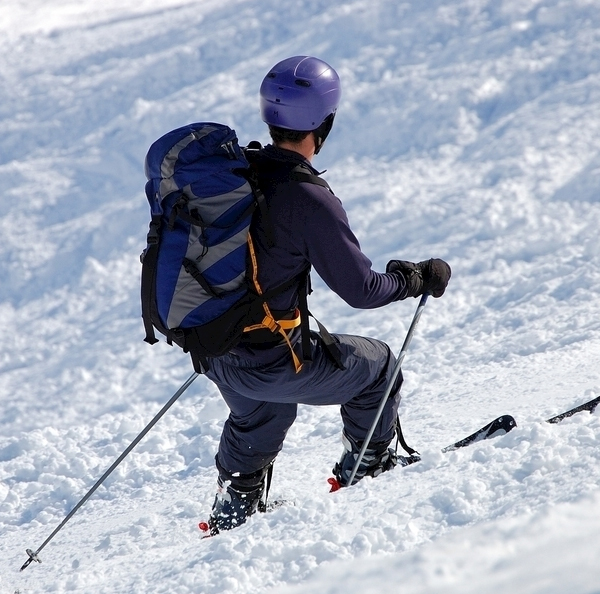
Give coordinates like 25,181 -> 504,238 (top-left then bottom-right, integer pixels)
276,134 -> 316,162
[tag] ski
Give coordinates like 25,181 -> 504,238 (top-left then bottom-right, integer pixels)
398,414 -> 516,466
328,415 -> 517,490
366,393 -> 599,478
546,395 -> 600,424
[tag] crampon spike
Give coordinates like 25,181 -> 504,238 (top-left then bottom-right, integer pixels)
327,477 -> 341,492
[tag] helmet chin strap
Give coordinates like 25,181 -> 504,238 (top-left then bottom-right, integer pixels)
313,113 -> 336,155
314,133 -> 324,155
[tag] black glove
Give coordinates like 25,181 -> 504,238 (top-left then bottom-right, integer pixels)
386,258 -> 451,298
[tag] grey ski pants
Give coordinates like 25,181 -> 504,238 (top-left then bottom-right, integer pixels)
205,332 -> 402,478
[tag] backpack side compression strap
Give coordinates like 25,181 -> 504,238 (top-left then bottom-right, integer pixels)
141,215 -> 163,345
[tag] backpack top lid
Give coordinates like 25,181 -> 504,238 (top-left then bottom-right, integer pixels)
144,123 -> 249,217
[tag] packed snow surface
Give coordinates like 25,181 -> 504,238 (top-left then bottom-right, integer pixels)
1,0 -> 600,592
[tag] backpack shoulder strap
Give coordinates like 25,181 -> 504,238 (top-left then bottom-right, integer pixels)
288,164 -> 333,193
243,150 -> 343,370
241,144 -> 277,248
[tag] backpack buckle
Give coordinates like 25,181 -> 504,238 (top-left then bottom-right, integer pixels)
146,221 -> 160,245
261,316 -> 281,334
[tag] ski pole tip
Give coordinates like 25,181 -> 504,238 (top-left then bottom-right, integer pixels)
20,549 -> 41,572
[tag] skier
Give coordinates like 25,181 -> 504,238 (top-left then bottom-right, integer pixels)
204,55 -> 451,533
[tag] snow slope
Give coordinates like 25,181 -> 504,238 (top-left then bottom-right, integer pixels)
1,0 -> 600,592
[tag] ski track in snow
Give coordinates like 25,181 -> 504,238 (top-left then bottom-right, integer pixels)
1,0 -> 600,592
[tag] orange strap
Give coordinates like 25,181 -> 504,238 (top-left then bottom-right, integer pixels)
243,234 -> 303,373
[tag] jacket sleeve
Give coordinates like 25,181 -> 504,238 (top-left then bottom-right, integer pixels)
297,184 -> 407,308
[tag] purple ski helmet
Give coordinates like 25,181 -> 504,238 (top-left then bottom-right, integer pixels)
260,56 -> 341,131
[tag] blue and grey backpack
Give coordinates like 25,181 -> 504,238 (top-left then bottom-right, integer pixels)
141,122 -> 344,373
141,122 -> 304,373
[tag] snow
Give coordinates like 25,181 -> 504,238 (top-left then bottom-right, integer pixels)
2,0 -> 600,592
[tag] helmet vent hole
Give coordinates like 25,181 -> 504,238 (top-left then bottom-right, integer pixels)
295,79 -> 311,87
267,73 -> 277,78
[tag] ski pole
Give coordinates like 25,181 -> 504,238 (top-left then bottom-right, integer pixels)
20,371 -> 199,571
346,293 -> 429,487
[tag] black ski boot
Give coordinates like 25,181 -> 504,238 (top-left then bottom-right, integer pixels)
206,465 -> 271,535
332,432 -> 398,487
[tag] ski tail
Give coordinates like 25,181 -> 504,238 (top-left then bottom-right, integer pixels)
441,415 -> 517,453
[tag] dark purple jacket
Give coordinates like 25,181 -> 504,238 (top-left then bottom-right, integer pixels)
234,144 -> 407,358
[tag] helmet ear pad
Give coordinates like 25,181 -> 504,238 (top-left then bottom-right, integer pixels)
313,113 -> 335,155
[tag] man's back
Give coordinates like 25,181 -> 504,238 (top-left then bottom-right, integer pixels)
250,144 -> 405,314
